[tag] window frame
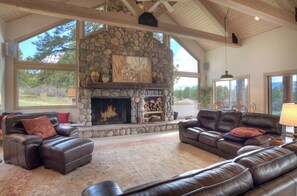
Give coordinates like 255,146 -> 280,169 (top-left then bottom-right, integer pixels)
170,36 -> 200,118
213,75 -> 250,109
14,20 -> 79,109
264,69 -> 297,114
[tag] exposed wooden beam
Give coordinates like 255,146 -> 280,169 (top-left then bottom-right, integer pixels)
143,1 -> 154,12
208,0 -> 297,30
276,0 -> 294,13
120,0 -> 142,17
0,0 -> 239,47
154,2 -> 176,18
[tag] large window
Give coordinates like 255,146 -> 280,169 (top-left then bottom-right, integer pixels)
170,38 -> 199,119
16,20 -> 77,108
267,73 -> 297,115
214,77 -> 249,109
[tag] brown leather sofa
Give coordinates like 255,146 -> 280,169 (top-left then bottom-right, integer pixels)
82,142 -> 297,196
2,112 -> 94,174
178,110 -> 285,159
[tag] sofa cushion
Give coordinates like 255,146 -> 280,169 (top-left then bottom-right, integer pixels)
229,127 -> 265,138
199,131 -> 222,147
184,127 -> 202,140
217,111 -> 242,133
234,147 -> 297,185
239,113 -> 281,135
22,116 -> 57,139
222,133 -> 246,143
123,162 -> 253,196
197,110 -> 221,131
217,139 -> 244,155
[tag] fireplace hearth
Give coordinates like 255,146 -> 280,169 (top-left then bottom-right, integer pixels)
91,97 -> 131,125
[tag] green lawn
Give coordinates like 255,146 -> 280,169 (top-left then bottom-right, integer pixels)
19,93 -> 74,106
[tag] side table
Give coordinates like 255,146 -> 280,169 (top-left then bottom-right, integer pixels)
269,138 -> 285,146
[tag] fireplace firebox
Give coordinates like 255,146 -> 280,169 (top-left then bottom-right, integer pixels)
91,97 -> 131,125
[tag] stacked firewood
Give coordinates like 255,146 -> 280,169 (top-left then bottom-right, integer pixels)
144,97 -> 163,112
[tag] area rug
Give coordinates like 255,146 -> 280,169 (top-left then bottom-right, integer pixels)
0,131 -> 224,196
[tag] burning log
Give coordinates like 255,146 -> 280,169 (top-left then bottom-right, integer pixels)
100,105 -> 118,122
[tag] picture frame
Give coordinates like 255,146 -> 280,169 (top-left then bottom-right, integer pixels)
112,55 -> 152,83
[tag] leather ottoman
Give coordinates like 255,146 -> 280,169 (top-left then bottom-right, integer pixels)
40,136 -> 94,174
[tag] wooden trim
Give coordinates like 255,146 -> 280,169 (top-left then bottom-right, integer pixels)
153,2 -> 176,18
173,71 -> 200,78
16,61 -> 76,70
0,0 -> 239,46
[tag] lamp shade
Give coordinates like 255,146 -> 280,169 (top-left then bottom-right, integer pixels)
220,70 -> 234,81
279,103 -> 297,126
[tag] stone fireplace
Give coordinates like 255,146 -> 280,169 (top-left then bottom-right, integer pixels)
91,97 -> 131,125
77,26 -> 174,126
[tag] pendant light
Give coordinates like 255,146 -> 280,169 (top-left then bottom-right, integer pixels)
220,8 -> 234,81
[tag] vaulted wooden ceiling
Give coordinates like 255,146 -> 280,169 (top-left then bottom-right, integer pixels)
0,0 -> 296,51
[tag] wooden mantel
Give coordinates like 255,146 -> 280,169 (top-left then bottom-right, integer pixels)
85,82 -> 169,89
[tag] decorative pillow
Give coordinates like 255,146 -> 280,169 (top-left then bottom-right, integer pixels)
21,116 -> 57,139
57,112 -> 70,123
222,133 -> 246,142
229,127 -> 265,138
0,115 -> 3,129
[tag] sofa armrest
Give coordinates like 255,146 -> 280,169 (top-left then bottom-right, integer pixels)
244,135 -> 270,146
82,181 -> 123,196
178,120 -> 200,129
55,124 -> 79,137
5,133 -> 43,145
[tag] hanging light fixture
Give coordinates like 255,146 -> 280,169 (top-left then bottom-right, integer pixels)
220,8 -> 234,81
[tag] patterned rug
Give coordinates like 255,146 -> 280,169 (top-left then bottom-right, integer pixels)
0,131 -> 224,196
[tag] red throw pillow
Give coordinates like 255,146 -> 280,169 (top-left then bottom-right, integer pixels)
57,112 -> 70,123
0,115 -> 3,129
229,127 -> 265,138
21,116 -> 57,139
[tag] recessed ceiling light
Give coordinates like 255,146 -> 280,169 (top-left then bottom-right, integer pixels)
255,16 -> 260,21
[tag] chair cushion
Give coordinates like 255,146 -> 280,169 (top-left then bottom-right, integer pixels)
229,127 -> 264,138
21,116 -> 57,139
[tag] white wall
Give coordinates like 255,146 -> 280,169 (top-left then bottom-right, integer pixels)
207,27 -> 297,113
4,14 -> 79,122
0,18 -> 5,112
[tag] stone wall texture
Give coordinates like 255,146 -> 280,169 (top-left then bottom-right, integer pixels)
78,27 -> 174,126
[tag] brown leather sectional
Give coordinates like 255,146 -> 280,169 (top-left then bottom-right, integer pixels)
82,142 -> 297,195
179,110 -> 285,159
2,112 -> 94,174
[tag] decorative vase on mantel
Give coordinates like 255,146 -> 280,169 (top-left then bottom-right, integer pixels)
91,70 -> 100,83
101,73 -> 110,83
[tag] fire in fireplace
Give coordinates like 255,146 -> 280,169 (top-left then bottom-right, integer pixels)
91,97 -> 131,125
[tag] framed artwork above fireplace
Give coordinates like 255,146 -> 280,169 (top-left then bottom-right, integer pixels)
112,55 -> 152,83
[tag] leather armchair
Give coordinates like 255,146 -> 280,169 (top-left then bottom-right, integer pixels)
2,112 -> 78,170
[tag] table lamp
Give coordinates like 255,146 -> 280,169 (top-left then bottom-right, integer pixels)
279,103 -> 297,140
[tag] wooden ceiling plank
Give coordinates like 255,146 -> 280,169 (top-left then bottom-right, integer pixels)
153,2 -> 176,18
208,0 -> 297,30
288,0 -> 297,8
0,0 -> 239,47
196,0 -> 225,34
120,0 -> 142,17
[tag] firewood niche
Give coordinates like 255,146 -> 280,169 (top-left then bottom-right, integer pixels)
144,89 -> 164,122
